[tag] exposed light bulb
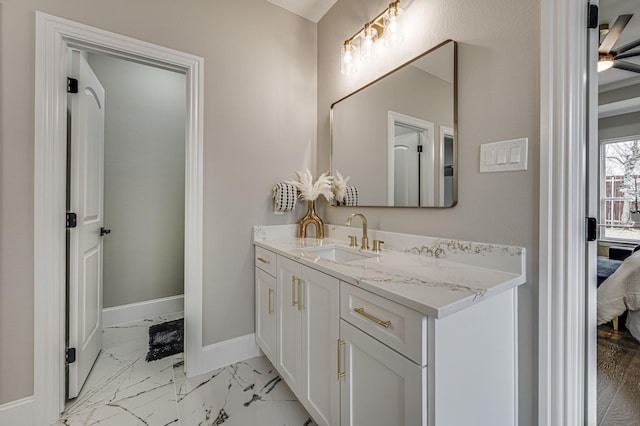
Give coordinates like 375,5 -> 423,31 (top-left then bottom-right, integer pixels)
341,42 -> 357,75
384,3 -> 404,47
360,23 -> 379,63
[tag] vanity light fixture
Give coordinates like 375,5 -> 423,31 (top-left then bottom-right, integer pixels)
340,0 -> 405,75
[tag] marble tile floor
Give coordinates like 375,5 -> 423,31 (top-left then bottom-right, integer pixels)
53,314 -> 316,426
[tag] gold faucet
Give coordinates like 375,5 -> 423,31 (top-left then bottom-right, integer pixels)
346,213 -> 369,250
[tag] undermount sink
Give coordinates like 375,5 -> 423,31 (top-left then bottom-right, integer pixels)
300,245 -> 377,263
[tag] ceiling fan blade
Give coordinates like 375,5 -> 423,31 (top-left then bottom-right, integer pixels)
615,49 -> 640,60
613,60 -> 640,74
600,14 -> 633,54
614,38 -> 640,55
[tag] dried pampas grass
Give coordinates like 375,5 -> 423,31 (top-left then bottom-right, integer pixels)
332,170 -> 350,203
286,169 -> 334,202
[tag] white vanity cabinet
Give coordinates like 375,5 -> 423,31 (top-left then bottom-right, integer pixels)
276,255 -> 340,426
339,320 -> 426,426
254,229 -> 523,426
255,247 -> 277,363
339,282 -> 427,425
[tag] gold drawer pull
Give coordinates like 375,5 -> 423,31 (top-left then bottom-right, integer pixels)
354,307 -> 392,328
257,257 -> 270,264
298,279 -> 305,311
337,339 -> 346,380
268,288 -> 274,314
292,276 -> 298,307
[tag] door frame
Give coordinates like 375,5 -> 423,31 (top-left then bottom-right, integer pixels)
438,125 -> 454,205
34,12 -> 204,425
387,111 -> 435,206
539,0 -> 595,424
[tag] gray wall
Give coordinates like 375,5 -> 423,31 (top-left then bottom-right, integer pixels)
87,53 -> 186,308
0,0 -> 316,404
318,0 -> 540,424
599,111 -> 640,141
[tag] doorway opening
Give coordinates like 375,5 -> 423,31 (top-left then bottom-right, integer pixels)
64,47 -> 187,402
34,12 -> 204,425
591,1 -> 640,423
439,126 -> 454,206
387,111 -> 435,206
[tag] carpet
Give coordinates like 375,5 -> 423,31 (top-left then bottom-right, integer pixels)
146,318 -> 184,362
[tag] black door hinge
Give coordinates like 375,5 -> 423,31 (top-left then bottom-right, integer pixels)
66,347 -> 76,364
586,217 -> 597,241
66,212 -> 77,229
587,4 -> 598,29
67,77 -> 78,94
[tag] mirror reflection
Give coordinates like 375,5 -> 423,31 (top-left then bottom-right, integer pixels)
331,39 -> 457,207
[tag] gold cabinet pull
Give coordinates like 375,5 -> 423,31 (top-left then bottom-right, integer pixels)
257,257 -> 270,264
291,276 -> 298,307
337,339 -> 346,380
298,279 -> 305,311
354,307 -> 392,328
268,288 -> 274,314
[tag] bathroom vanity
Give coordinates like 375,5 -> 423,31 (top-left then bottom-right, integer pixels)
254,224 -> 526,426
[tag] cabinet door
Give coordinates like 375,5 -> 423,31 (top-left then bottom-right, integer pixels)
300,266 -> 340,426
340,320 -> 426,426
276,256 -> 302,394
255,268 -> 276,363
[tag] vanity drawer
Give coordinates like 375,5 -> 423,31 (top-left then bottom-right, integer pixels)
255,246 -> 277,276
340,283 -> 427,366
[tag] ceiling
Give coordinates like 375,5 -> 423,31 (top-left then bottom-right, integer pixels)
599,0 -> 640,118
265,0 -> 336,23
599,0 -> 640,89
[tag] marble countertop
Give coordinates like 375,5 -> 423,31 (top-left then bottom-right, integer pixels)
254,225 -> 527,319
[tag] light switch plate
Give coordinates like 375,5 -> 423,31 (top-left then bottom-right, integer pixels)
480,138 -> 528,172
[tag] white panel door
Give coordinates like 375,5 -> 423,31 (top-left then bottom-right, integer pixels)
255,267 -> 277,363
340,320 -> 426,426
300,266 -> 340,426
68,50 -> 106,399
276,256 -> 302,394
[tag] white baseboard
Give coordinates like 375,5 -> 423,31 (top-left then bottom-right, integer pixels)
103,294 -> 184,326
0,397 -> 34,426
193,333 -> 260,376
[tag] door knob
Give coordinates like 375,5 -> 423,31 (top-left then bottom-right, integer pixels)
100,227 -> 111,236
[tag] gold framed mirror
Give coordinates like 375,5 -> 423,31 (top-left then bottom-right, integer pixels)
331,39 -> 457,207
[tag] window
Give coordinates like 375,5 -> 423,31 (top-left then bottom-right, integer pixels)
600,137 -> 640,241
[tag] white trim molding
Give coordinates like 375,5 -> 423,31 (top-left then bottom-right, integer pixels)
197,334 -> 261,376
103,295 -> 185,327
0,397 -> 34,426
34,12 -> 204,425
539,0 -> 590,425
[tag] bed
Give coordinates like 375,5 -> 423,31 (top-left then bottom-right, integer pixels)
597,249 -> 640,342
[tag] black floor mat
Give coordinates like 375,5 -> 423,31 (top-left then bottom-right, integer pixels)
146,318 -> 184,362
